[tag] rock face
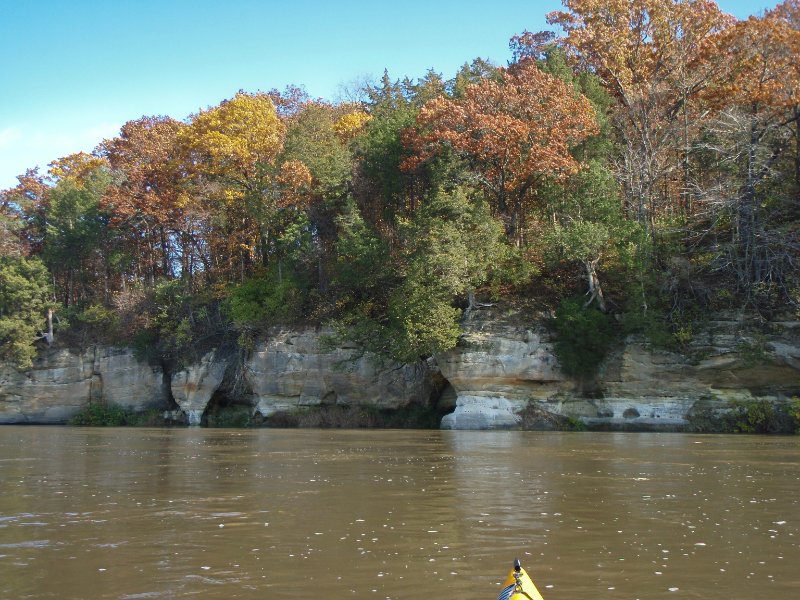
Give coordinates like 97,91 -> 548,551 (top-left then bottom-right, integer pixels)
439,311 -> 800,430
170,350 -> 229,425
246,328 -> 437,417
0,346 -> 168,423
438,318 -> 565,429
2,313 -> 797,429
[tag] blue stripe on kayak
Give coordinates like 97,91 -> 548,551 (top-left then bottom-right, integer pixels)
497,583 -> 515,600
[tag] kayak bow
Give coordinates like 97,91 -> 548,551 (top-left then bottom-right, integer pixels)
497,559 -> 544,600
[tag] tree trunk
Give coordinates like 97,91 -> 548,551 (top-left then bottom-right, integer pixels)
160,226 -> 171,279
35,308 -> 55,346
682,87 -> 692,219
583,258 -> 607,312
795,106 -> 800,191
738,119 -> 759,289
45,308 -> 54,345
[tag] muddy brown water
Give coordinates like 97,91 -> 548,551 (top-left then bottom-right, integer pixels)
0,427 -> 798,599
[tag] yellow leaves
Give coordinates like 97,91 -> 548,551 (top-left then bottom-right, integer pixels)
180,91 -> 286,179
223,188 -> 244,204
277,160 -> 313,208
548,0 -> 732,100
707,12 -> 800,112
333,110 -> 372,141
175,192 -> 191,209
179,90 -> 314,212
47,152 -> 108,186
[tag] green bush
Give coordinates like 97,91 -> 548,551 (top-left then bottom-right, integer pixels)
205,405 -> 253,428
226,269 -> 304,328
552,297 -> 617,379
724,399 -> 796,434
265,403 -> 441,429
69,402 -> 133,426
130,279 -> 228,368
69,403 -> 166,427
790,397 -> 800,433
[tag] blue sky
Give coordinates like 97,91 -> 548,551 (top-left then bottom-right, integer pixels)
0,0 -> 778,190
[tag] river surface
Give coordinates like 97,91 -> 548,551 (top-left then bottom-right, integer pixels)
0,428 -> 798,599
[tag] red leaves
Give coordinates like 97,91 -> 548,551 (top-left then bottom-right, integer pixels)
403,60 -> 598,205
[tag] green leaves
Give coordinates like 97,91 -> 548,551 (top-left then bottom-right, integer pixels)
43,173 -> 109,270
331,187 -> 517,363
552,297 -> 616,379
385,282 -> 462,363
226,268 -> 304,329
334,202 -> 393,299
0,256 -> 53,368
283,102 -> 353,197
398,187 -> 509,298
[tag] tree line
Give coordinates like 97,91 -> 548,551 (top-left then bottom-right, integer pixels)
1,0 -> 798,371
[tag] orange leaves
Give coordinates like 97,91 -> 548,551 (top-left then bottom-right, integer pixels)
707,11 -> 800,114
547,0 -> 732,104
99,116 -> 185,226
276,160 -> 313,208
404,60 -> 598,202
277,159 -> 312,188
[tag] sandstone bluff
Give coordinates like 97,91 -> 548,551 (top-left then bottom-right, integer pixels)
1,311 -> 798,429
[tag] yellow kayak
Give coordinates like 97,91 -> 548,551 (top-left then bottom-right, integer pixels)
497,559 -> 544,600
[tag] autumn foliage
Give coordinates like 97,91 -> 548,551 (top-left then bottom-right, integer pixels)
1,0 -> 799,369
403,59 -> 598,241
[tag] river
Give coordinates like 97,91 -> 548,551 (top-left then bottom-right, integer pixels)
0,428 -> 797,599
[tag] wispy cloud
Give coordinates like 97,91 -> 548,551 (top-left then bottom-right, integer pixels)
0,127 -> 23,149
0,122 -> 122,189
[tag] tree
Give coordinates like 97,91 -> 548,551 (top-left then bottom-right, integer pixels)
332,187 -> 516,363
42,166 -> 113,306
770,0 -> 800,188
99,116 -> 186,285
449,58 -> 501,98
403,59 -> 598,244
0,256 -> 54,368
397,186 -> 512,312
354,73 -> 422,232
181,92 -> 287,180
178,92 -> 312,281
389,186 -> 516,360
0,191 -> 25,257
541,161 -> 631,312
698,10 -> 800,295
547,0 -> 733,226
283,101 -> 353,197
332,201 -> 394,301
2,168 -> 49,253
281,100 -> 358,289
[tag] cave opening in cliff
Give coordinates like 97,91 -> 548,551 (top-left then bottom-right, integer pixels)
434,379 -> 457,423
201,388 -> 254,427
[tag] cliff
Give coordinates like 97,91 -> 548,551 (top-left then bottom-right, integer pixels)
0,346 -> 168,423
1,312 -> 798,429
439,310 -> 800,429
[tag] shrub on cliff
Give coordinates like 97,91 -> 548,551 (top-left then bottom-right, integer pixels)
69,403 -> 165,426
0,256 -> 55,369
226,268 -> 305,329
69,402 -> 132,426
724,399 -> 796,434
552,297 -> 617,380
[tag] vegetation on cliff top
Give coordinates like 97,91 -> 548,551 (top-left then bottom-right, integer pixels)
2,1 -> 799,371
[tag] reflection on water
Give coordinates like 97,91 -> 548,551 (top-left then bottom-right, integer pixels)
0,428 -> 798,599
